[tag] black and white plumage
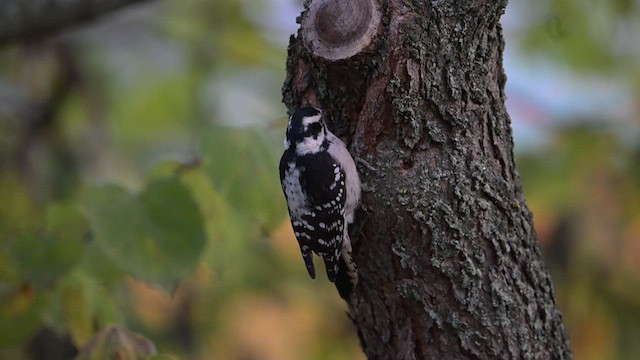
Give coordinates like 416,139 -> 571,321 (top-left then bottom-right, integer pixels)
279,107 -> 361,285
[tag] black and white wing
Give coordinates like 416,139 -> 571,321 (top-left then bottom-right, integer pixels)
279,151 -> 346,282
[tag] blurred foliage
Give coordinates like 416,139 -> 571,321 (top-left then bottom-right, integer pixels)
519,126 -> 640,360
515,1 -> 640,359
522,0 -> 640,74
74,326 -> 158,360
83,175 -> 206,291
0,0 -> 363,359
0,0 -> 638,359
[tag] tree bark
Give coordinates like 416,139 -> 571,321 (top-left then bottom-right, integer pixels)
283,0 -> 572,358
0,0 -> 150,46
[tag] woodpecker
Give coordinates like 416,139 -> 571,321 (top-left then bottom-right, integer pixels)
279,107 -> 361,286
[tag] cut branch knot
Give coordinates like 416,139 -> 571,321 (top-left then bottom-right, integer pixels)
301,0 -> 381,61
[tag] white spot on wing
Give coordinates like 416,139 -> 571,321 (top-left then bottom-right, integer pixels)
326,131 -> 361,224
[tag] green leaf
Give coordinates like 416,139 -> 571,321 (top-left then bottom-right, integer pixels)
83,178 -> 206,292
0,284 -> 48,347
12,203 -> 87,288
43,269 -> 123,346
77,241 -> 126,290
0,172 -> 41,241
201,127 -> 285,230
83,184 -> 151,276
62,272 -> 95,347
140,177 -> 207,278
179,167 -> 251,286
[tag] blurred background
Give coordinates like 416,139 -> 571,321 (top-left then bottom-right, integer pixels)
0,0 -> 638,359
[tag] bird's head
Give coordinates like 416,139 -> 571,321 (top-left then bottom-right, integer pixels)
285,107 -> 328,155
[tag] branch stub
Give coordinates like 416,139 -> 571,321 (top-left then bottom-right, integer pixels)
301,0 -> 381,61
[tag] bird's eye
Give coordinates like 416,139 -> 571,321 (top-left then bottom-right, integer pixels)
308,122 -> 322,135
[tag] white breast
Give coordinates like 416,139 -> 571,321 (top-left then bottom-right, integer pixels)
282,162 -> 307,218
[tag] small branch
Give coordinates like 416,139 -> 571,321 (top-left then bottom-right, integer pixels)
0,0 -> 151,46
301,0 -> 381,61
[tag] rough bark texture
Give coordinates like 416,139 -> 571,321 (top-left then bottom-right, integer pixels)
283,0 -> 572,359
0,0 -> 150,46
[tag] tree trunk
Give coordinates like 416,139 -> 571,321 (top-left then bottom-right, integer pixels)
282,0 -> 572,358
